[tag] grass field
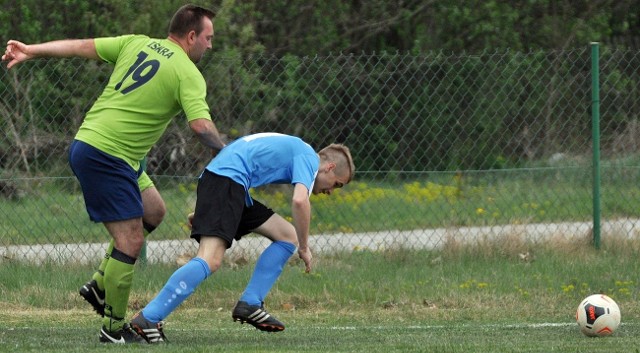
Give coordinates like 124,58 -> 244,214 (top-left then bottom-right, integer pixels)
2,165 -> 640,351
1,237 -> 639,352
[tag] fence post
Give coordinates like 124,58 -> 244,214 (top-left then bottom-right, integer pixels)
590,42 -> 601,249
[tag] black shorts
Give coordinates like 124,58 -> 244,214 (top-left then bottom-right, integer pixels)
190,170 -> 275,248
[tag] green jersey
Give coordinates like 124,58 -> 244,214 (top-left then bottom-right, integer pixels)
74,35 -> 211,170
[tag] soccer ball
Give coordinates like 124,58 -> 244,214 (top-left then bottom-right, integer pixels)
575,294 -> 621,337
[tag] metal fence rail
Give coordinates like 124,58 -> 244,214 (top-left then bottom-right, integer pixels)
1,46 -> 640,264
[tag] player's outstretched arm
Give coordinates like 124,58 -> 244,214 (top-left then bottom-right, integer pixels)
291,183 -> 313,273
3,39 -> 98,69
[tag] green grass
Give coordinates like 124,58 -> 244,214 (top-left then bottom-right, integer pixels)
2,165 -> 640,350
1,238 -> 639,352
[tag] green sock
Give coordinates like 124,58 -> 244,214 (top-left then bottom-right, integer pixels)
93,228 -> 151,291
102,248 -> 136,332
92,240 -> 115,291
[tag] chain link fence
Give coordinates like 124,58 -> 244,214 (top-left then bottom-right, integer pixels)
1,46 -> 640,264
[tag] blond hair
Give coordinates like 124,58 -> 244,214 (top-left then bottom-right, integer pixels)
318,143 -> 355,183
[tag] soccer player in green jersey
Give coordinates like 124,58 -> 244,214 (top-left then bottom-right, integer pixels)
2,4 -> 226,344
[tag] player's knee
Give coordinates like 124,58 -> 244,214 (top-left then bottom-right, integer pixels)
156,202 -> 167,220
113,234 -> 145,258
258,215 -> 298,245
203,256 -> 222,273
144,205 -> 166,227
282,228 -> 298,247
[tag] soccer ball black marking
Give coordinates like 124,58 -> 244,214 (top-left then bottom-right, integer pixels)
575,294 -> 621,337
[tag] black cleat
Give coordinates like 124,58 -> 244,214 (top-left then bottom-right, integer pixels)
99,324 -> 146,344
232,301 -> 285,332
130,311 -> 167,343
79,280 -> 105,317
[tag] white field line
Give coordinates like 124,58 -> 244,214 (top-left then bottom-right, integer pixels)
322,322 -> 577,330
1,218 -> 639,265
208,321 -> 630,331
8,322 -> 633,332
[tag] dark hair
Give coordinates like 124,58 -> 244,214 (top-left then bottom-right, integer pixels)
168,4 -> 216,37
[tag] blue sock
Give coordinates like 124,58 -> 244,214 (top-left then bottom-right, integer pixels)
240,241 -> 296,305
142,257 -> 211,323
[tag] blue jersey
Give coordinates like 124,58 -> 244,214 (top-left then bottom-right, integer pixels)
205,133 -> 320,205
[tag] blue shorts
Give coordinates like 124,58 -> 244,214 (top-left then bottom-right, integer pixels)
69,140 -> 143,222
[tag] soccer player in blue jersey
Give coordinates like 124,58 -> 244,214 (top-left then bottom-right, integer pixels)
2,4 -> 226,343
129,133 -> 355,343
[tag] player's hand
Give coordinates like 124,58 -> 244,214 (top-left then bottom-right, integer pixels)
186,212 -> 194,229
298,247 -> 312,273
3,40 -> 31,69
